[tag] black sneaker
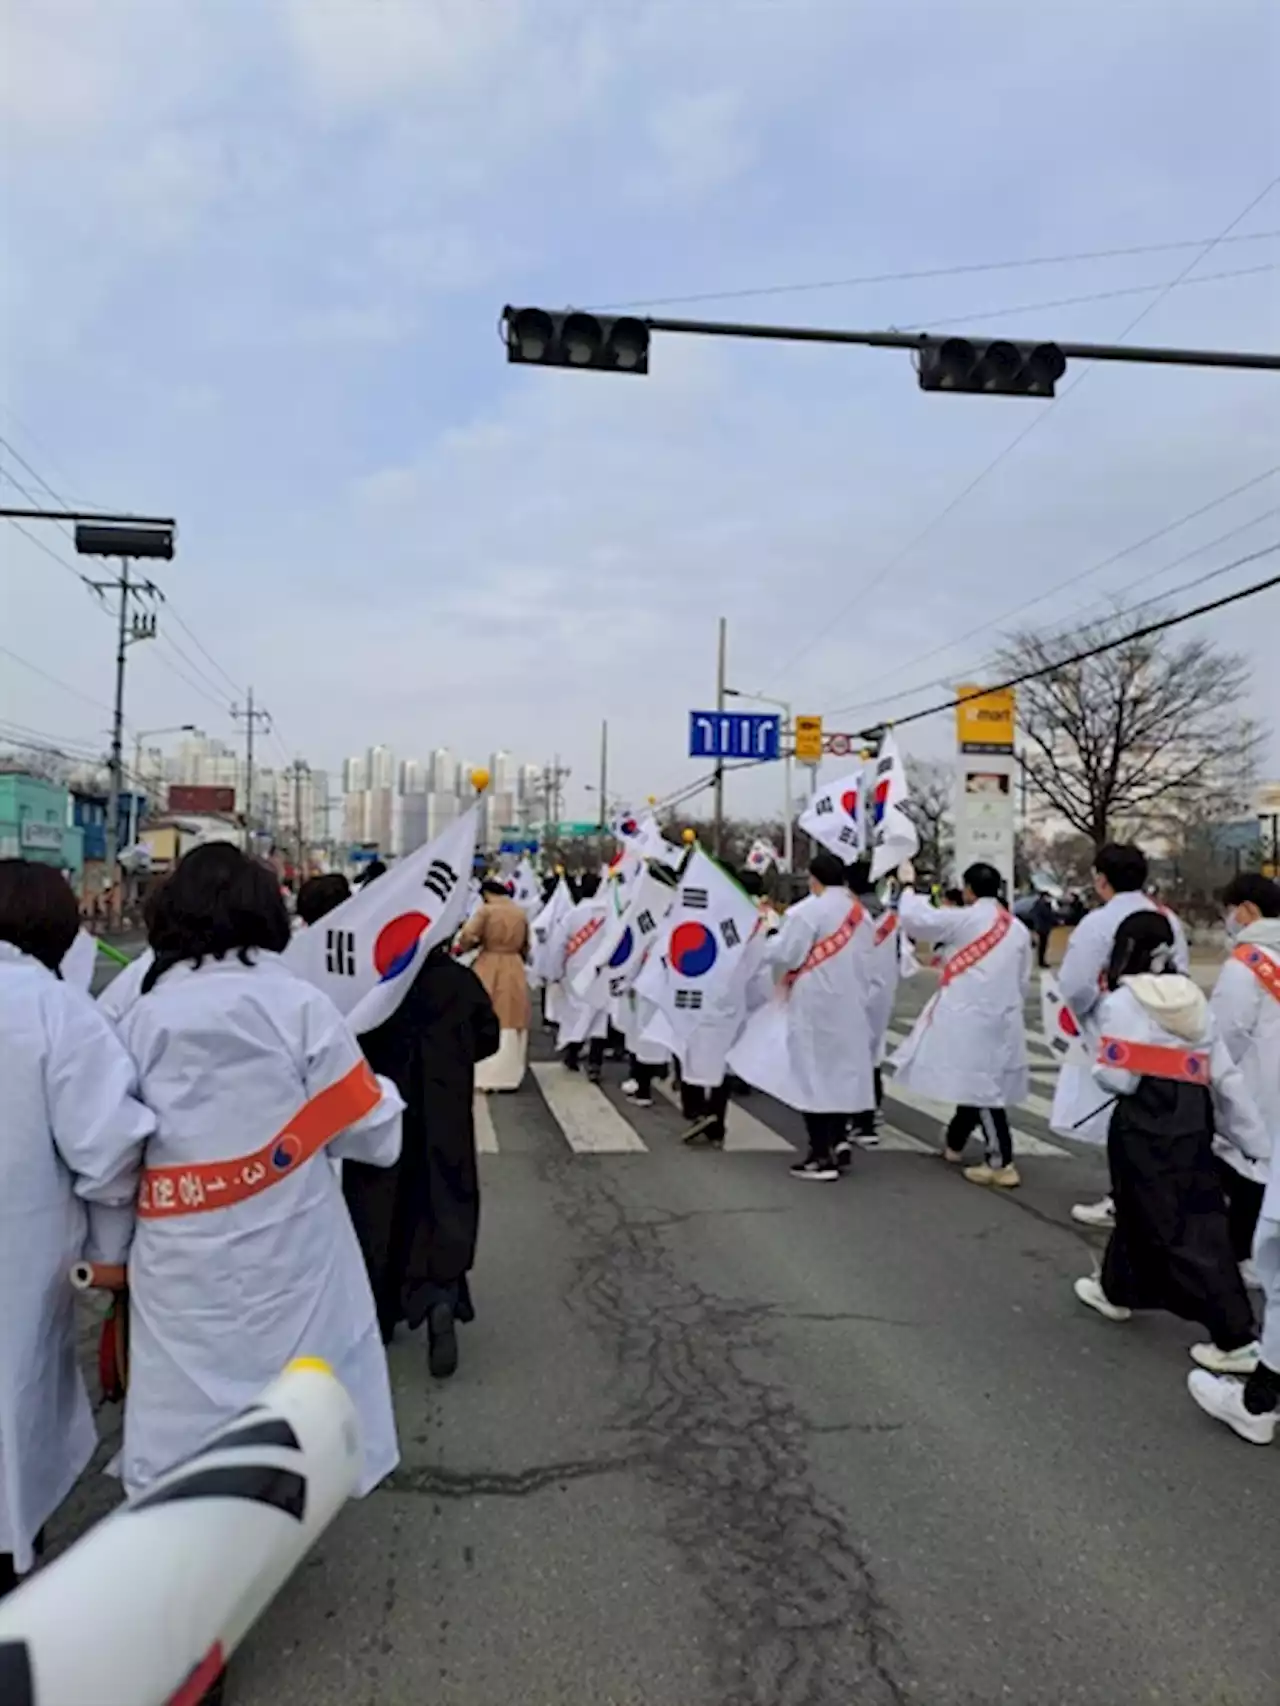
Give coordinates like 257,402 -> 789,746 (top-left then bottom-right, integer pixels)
586,1066 -> 603,1085
790,1156 -> 840,1182
682,1114 -> 718,1145
427,1303 -> 459,1379
833,1139 -> 853,1171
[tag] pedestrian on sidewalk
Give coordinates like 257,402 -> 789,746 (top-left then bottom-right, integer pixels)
1189,874 -> 1280,1445
1028,889 -> 1056,970
727,850 -> 874,1182
0,862 -> 155,1598
891,860 -> 1032,1189
455,880 -> 531,1092
1072,912 -> 1265,1377
1050,843 -> 1190,1228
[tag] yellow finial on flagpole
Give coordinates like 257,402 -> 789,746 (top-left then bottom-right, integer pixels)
682,828 -> 697,845
470,768 -> 490,793
647,794 -> 657,806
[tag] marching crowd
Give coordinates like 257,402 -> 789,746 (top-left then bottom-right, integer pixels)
1,827 -> 1277,1605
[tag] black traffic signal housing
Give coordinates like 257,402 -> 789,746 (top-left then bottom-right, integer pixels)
918,337 -> 1066,398
503,307 -> 650,375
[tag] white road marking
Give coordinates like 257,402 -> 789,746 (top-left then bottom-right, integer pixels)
880,1076 -> 1068,1157
884,1024 -> 1058,1121
654,1078 -> 795,1151
473,1092 -> 499,1154
530,1063 -> 649,1153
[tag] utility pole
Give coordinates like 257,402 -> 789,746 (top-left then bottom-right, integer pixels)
87,558 -> 159,922
284,759 -> 311,881
714,617 -> 727,856
232,688 -> 271,854
598,720 -> 608,831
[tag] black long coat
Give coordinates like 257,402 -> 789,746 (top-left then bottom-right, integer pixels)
344,947 -> 500,1333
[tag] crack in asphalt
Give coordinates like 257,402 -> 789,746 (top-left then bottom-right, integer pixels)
382,1454 -> 647,1499
539,1150 -> 912,1706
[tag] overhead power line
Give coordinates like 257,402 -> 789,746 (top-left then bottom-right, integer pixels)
593,228 -> 1280,313
819,464 -> 1280,714
758,174 -> 1280,694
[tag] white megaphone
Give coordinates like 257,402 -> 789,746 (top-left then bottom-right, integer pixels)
0,1358 -> 362,1706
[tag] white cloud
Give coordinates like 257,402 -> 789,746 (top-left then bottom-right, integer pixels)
642,88 -> 755,204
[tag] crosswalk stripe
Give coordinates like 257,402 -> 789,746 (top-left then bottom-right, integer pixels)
473,1092 -> 499,1154
653,1078 -> 795,1151
529,1063 -> 649,1154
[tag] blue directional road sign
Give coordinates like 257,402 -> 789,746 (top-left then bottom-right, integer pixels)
688,709 -> 782,761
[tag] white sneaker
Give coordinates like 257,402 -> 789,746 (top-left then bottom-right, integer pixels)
1189,1340 -> 1260,1376
1073,1274 -> 1131,1322
1187,1369 -> 1277,1446
620,1079 -> 640,1097
1240,1258 -> 1261,1290
1071,1195 -> 1116,1229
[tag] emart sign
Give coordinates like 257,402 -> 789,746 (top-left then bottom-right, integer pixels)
954,685 -> 1016,753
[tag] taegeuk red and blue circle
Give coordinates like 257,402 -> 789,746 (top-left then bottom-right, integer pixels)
669,920 -> 717,977
374,912 -> 432,982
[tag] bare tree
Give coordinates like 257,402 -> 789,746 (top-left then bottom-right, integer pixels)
996,606 -> 1260,848
903,758 -> 953,877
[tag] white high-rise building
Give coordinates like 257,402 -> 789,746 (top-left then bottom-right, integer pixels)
343,755 -> 368,794
428,748 -> 457,794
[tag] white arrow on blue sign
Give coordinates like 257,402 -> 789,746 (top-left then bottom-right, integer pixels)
688,710 -> 781,761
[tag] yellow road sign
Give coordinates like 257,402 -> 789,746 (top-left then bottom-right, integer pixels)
794,715 -> 824,762
955,684 -> 1015,751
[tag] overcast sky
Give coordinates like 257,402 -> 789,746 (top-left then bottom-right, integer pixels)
3,0 -> 1278,826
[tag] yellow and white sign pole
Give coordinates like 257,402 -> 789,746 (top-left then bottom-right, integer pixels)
953,685 -> 1017,901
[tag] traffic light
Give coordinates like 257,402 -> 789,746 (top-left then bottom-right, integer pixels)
503,307 -> 650,375
918,337 -> 1066,398
74,523 -> 175,559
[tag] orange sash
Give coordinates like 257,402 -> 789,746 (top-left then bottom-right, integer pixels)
1096,1037 -> 1210,1084
874,910 -> 898,947
566,914 -> 604,961
940,907 -> 1012,987
785,902 -> 864,988
138,1060 -> 383,1220
1233,943 -> 1280,1002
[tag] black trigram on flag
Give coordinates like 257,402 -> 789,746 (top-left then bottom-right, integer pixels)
636,908 -> 657,935
326,929 -> 356,976
719,918 -> 741,948
815,796 -> 835,816
682,887 -> 709,910
836,824 -> 858,847
675,988 -> 703,1011
423,859 -> 457,905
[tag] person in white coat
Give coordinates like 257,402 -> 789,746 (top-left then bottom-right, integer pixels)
1206,873 -> 1280,1277
0,862 -> 156,1594
1049,844 -> 1189,1227
550,873 -> 611,1080
727,851 -> 874,1181
844,859 -> 899,1150
1072,911 -> 1265,1377
891,861 -> 1033,1189
1189,874 -> 1280,1444
115,844 -> 405,1499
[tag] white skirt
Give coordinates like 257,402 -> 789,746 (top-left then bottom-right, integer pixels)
476,1028 -> 528,1092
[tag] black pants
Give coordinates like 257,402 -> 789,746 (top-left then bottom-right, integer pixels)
629,1058 -> 656,1097
1215,1157 -> 1265,1266
803,1111 -> 848,1163
1036,930 -> 1051,969
681,1079 -> 730,1142
1244,1360 -> 1280,1415
851,1068 -> 884,1135
565,1036 -> 606,1075
946,1105 -> 1013,1168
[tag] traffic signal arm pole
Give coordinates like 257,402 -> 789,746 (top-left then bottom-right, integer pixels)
643,315 -> 1280,372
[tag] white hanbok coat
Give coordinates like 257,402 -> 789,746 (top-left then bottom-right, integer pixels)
117,952 -> 404,1498
891,891 -> 1032,1108
0,945 -> 155,1573
96,946 -> 154,1025
726,887 -> 875,1114
1049,892 -> 1188,1142
549,897 -> 610,1048
862,899 -> 901,1065
1210,919 -> 1280,1196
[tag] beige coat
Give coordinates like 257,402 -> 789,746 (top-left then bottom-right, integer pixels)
458,897 -> 532,1031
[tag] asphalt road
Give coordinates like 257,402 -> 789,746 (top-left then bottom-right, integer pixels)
55,964 -> 1278,1706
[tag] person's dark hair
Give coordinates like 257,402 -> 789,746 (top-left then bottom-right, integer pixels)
809,850 -> 847,888
1107,909 -> 1176,990
141,880 -> 166,941
943,887 -> 965,907
541,876 -> 559,904
736,867 -> 765,898
1221,872 -> 1280,918
142,844 -> 291,992
963,862 -> 1003,900
358,858 -> 387,887
480,879 -> 509,899
297,871 -> 351,926
577,872 -> 601,900
0,859 -> 80,972
845,859 -> 872,894
1094,843 -> 1148,894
